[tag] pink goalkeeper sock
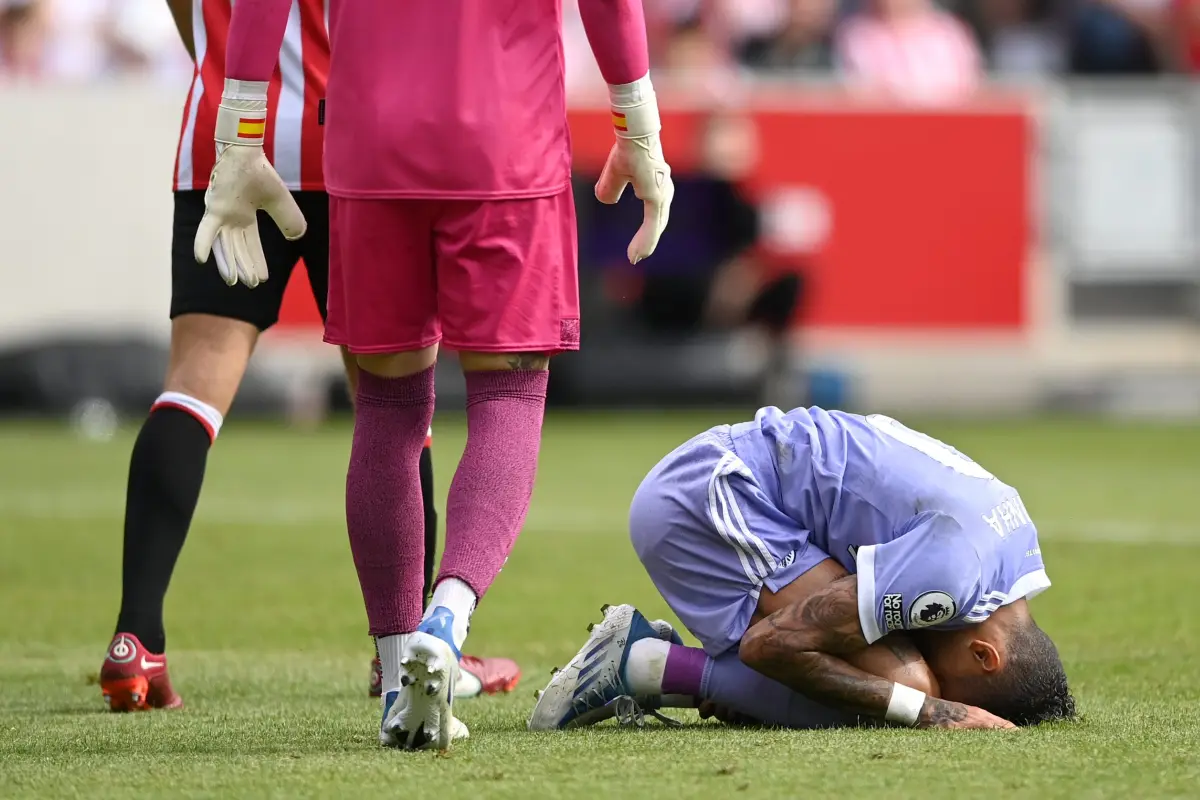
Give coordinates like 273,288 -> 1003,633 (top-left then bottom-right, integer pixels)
346,366 -> 435,636
437,369 -> 549,598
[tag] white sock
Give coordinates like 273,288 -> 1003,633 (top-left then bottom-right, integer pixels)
376,633 -> 410,695
455,667 -> 483,699
625,638 -> 671,695
425,577 -> 476,653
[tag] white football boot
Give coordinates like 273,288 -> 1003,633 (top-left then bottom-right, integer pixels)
380,630 -> 467,750
528,604 -> 683,731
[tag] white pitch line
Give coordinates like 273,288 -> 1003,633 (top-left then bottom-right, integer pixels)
0,490 -> 1197,546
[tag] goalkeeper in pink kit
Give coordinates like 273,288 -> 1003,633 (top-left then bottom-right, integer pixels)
196,0 -> 673,750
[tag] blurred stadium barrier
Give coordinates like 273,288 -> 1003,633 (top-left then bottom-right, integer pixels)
2,80 -> 1200,415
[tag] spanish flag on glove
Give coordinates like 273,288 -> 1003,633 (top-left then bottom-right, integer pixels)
595,74 -> 675,265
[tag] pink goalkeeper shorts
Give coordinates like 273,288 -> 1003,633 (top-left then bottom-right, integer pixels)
324,189 -> 580,355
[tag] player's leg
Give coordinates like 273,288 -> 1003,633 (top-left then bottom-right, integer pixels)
103,314 -> 252,712
623,624 -> 934,730
658,648 -> 867,729
348,349 -> 461,748
365,432 -> 521,701
425,189 -> 580,665
425,347 -> 548,652
303,200 -> 454,698
343,371 -> 517,701
324,197 -> 464,749
329,346 -> 440,600
102,191 -> 297,711
330,350 -> 438,601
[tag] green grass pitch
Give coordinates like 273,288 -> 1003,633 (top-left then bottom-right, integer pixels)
2,411 -> 1199,798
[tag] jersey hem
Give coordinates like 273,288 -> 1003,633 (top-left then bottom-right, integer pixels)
324,179 -> 571,201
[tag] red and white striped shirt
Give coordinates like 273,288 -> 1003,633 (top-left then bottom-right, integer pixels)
174,0 -> 329,192
834,11 -> 981,105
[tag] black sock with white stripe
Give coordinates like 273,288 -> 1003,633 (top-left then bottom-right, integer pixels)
114,393 -> 222,654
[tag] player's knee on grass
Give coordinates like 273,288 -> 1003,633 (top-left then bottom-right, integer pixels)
163,314 -> 260,416
459,351 -> 549,372
355,345 -> 438,379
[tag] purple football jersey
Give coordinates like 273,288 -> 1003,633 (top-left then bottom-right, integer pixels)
728,407 -> 1051,644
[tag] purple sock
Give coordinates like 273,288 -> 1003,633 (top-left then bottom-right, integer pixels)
346,366 -> 435,636
701,652 -> 859,729
437,369 -> 549,597
662,644 -> 708,696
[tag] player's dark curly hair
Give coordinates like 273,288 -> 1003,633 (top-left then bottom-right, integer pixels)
960,620 -> 1077,726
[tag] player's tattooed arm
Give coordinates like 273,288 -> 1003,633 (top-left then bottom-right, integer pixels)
739,575 -> 976,728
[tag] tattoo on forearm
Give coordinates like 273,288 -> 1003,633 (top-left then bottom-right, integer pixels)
920,697 -> 967,727
785,652 -> 895,716
748,577 -> 895,718
763,575 -> 865,655
505,353 -> 549,371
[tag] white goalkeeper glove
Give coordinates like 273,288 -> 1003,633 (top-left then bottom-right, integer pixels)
193,79 -> 306,288
595,75 -> 674,265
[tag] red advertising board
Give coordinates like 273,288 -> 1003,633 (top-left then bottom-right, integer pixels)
278,93 -> 1033,333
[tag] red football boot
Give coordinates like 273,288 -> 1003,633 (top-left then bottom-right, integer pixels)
368,653 -> 520,698
458,655 -> 521,697
100,633 -> 183,712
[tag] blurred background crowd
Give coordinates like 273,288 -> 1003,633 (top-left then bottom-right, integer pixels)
0,0 -> 189,83
2,0 -> 1198,422
3,0 -> 1200,90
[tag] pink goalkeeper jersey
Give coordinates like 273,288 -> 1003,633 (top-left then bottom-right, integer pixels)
323,0 -> 572,199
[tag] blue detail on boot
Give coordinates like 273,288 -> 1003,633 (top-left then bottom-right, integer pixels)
381,690 -> 399,732
417,606 -> 463,660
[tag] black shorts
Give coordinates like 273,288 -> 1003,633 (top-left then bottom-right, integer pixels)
170,190 -> 330,331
